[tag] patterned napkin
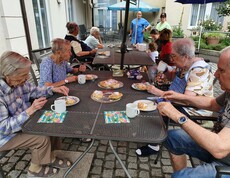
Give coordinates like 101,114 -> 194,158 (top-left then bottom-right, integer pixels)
37,110 -> 67,123
104,111 -> 130,124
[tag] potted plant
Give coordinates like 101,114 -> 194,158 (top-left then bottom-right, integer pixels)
203,32 -> 225,45
172,8 -> 184,40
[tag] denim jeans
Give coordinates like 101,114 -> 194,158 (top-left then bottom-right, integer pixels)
164,129 -> 230,178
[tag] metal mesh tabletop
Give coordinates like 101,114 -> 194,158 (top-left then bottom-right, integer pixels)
92,112 -> 166,143
68,71 -> 149,94
23,71 -> 167,143
23,110 -> 96,138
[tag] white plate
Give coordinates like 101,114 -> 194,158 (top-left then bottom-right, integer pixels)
133,100 -> 157,111
91,91 -> 123,103
86,74 -> 98,81
98,79 -> 123,89
97,55 -> 109,59
56,96 -> 80,107
131,83 -> 148,91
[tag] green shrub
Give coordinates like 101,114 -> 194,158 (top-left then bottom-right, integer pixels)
200,19 -> 223,31
143,31 -> 150,42
173,26 -> 184,37
220,37 -> 230,46
214,44 -> 226,51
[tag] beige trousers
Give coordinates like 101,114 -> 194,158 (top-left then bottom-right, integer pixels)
0,133 -> 51,165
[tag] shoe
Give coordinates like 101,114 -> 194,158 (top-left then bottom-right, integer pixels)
50,157 -> 72,169
80,138 -> 92,143
27,166 -> 59,177
135,145 -> 159,157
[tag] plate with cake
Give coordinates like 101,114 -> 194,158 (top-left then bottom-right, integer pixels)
86,74 -> 98,81
133,100 -> 156,111
56,96 -> 80,106
131,83 -> 149,91
98,79 -> 123,89
91,90 -> 123,103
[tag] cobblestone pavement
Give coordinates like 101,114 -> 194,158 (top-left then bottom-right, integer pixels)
0,62 -> 223,178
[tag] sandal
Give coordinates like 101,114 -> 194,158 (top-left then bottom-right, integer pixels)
135,145 -> 159,157
50,157 -> 72,169
27,166 -> 59,178
80,138 -> 92,143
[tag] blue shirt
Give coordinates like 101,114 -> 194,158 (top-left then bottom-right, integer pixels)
39,57 -> 73,87
130,18 -> 150,38
0,79 -> 53,147
130,18 -> 150,44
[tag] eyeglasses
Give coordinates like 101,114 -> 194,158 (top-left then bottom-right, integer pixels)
170,54 -> 177,60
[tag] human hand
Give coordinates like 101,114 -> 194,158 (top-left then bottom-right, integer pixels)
91,49 -> 97,54
52,86 -> 69,96
27,97 -> 47,115
157,102 -> 182,122
163,91 -> 183,101
66,76 -> 77,83
79,64 -> 86,72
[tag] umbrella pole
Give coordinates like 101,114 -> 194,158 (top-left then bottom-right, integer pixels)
134,0 -> 140,44
120,0 -> 130,70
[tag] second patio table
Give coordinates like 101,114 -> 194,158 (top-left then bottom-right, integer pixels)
93,47 -> 155,66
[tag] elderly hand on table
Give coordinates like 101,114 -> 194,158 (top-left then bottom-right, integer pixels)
52,85 -> 69,96
157,102 -> 184,123
163,91 -> 185,102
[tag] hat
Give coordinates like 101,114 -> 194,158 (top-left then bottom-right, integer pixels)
160,13 -> 166,18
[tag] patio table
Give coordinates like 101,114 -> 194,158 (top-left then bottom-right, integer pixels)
93,47 -> 154,66
22,71 -> 167,178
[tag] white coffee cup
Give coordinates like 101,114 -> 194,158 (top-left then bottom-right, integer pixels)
78,74 -> 86,84
51,99 -> 66,113
126,103 -> 140,118
157,61 -> 168,72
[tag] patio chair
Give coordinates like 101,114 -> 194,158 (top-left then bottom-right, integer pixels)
30,47 -> 52,86
78,24 -> 90,40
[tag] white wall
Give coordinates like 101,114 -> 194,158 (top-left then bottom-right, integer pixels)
0,0 -> 28,55
47,0 -> 68,39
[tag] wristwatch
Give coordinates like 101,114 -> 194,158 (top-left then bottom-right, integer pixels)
64,79 -> 69,84
178,116 -> 188,125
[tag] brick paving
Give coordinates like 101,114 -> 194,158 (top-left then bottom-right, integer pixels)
0,60 -> 223,178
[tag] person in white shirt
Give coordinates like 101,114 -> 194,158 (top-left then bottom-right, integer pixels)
147,42 -> 159,81
84,27 -> 104,49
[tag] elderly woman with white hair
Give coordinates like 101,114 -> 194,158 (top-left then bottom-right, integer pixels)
84,26 -> 104,49
0,51 -> 72,177
136,38 -> 214,157
39,38 -> 86,87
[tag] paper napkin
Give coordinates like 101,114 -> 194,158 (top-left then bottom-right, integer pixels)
104,111 -> 130,124
37,110 -> 67,123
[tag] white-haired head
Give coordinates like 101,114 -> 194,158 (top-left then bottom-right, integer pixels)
90,27 -> 100,35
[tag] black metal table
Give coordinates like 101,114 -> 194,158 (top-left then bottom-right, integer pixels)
22,71 -> 167,178
93,47 -> 155,66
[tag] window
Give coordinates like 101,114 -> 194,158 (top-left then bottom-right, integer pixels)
94,0 -> 118,31
67,0 -> 74,21
189,2 -> 223,28
32,0 -> 51,48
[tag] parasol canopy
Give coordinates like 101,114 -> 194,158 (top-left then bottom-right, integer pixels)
175,0 -> 226,4
108,1 -> 160,12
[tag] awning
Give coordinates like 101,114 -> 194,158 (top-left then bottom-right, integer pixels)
175,0 -> 226,4
108,1 -> 160,12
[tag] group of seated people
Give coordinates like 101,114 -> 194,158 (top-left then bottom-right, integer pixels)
1,21 -> 230,177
